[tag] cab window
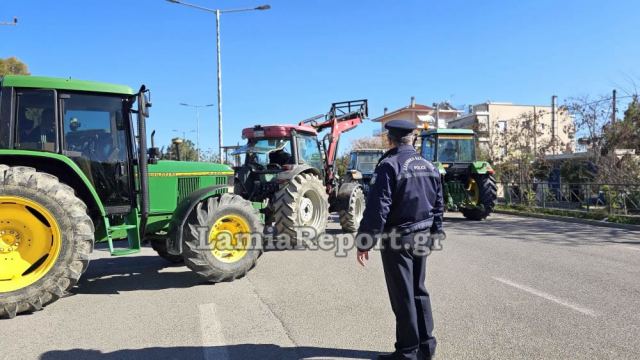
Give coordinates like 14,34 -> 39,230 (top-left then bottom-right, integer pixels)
62,93 -> 132,209
421,136 -> 436,161
297,134 -> 323,169
0,88 -> 10,148
349,152 -> 357,170
14,89 -> 57,151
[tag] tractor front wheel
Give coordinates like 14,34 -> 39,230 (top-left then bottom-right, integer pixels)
182,193 -> 263,282
338,183 -> 365,233
271,173 -> 329,244
0,166 -> 94,319
461,174 -> 497,220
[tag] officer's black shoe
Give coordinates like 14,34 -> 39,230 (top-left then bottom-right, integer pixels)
418,349 -> 435,360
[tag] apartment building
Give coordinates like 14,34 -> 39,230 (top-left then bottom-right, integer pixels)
448,101 -> 575,161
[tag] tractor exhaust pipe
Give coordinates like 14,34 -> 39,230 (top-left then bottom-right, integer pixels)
136,86 -> 151,240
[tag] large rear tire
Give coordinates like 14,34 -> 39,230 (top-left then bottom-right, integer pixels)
338,183 -> 365,233
0,166 -> 93,319
271,173 -> 329,244
183,193 -> 263,282
461,174 -> 497,220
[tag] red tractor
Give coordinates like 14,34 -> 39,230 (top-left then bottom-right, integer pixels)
233,100 -> 368,240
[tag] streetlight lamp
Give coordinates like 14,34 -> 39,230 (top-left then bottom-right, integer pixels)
0,17 -> 18,26
166,0 -> 271,162
179,102 -> 214,160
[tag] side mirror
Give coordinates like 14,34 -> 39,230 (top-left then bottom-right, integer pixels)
137,85 -> 152,118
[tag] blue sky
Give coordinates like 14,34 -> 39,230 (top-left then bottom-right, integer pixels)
2,0 -> 639,155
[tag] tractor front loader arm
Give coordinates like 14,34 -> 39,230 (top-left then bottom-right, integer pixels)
301,100 -> 369,187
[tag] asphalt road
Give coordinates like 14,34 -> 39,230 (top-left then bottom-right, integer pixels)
2,213 -> 639,360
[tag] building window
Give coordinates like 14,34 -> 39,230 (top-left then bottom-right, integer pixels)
497,120 -> 507,133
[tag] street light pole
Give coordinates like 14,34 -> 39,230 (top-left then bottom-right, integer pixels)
166,0 -> 271,163
216,9 -> 223,162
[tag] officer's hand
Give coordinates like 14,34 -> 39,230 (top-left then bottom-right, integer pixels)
357,250 -> 369,267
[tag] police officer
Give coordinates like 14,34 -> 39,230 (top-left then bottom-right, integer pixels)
356,119 -> 444,360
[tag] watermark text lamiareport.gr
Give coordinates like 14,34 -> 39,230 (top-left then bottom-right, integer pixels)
194,227 -> 445,257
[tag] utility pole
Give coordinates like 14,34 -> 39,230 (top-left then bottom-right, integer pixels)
611,89 -> 617,124
551,95 -> 557,155
533,105 -> 537,155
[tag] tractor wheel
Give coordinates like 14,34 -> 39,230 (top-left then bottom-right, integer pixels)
461,174 -> 497,221
0,166 -> 93,319
183,193 -> 263,282
338,183 -> 365,233
150,239 -> 183,264
272,173 -> 329,244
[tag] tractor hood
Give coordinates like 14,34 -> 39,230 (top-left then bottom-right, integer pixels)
148,160 -> 234,177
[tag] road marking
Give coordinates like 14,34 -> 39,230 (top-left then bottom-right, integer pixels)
493,277 -> 598,317
199,303 -> 230,360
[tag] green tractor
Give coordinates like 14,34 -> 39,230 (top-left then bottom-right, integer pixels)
420,128 -> 497,220
0,75 -> 263,318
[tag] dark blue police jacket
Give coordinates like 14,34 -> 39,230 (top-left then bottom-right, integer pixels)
356,144 -> 444,251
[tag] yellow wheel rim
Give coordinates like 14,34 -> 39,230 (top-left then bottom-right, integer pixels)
467,179 -> 480,205
208,215 -> 251,263
0,196 -> 62,293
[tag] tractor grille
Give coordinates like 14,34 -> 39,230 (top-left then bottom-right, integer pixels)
178,177 -> 200,203
215,176 -> 227,186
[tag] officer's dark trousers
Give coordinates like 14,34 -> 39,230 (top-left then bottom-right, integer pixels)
381,234 -> 436,360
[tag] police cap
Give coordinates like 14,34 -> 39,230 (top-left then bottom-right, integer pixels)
385,119 -> 417,138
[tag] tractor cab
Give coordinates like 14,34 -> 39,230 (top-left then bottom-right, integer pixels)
346,149 -> 385,195
233,124 -> 324,202
421,128 -> 476,165
348,149 -> 384,176
238,124 -> 322,170
8,79 -> 141,213
419,128 -> 497,220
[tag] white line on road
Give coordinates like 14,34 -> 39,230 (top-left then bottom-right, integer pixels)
493,277 -> 598,317
199,303 -> 230,360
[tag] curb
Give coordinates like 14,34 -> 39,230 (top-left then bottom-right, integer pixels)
494,209 -> 640,232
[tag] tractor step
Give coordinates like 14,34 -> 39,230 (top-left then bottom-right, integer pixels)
109,224 -> 137,231
106,221 -> 141,256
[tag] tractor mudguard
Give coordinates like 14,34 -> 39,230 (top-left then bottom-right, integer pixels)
275,165 -> 323,185
166,185 -> 228,255
0,150 -> 110,242
0,150 -> 107,216
470,161 -> 494,175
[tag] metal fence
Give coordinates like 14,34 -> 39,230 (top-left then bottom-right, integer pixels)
498,182 -> 640,215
